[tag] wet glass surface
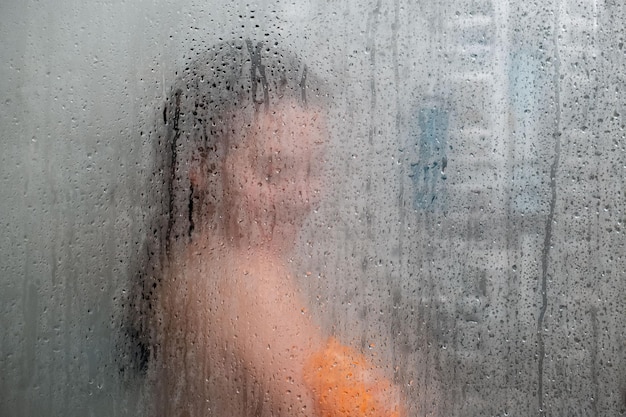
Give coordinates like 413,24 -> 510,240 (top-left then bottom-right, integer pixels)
1,1 -> 626,416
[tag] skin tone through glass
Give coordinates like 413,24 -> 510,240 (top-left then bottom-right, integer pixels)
219,101 -> 327,253
148,55 -> 404,416
175,100 -> 328,415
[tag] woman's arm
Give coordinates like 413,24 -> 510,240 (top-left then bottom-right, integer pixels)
226,252 -> 404,417
225,253 -> 322,416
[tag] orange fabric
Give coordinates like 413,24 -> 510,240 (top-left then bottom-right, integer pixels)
303,338 -> 403,417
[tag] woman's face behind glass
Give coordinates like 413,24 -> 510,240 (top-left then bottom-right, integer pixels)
224,101 -> 327,231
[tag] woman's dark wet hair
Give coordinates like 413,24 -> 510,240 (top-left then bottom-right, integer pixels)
118,39 -> 329,377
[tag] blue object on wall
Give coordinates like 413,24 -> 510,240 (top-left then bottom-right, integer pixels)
409,100 -> 449,212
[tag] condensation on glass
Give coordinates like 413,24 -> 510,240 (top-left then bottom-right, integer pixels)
1,1 -> 625,417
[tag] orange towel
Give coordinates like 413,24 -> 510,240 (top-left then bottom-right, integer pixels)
303,338 -> 403,417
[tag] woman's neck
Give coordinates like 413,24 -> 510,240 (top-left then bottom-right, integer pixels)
190,220 -> 300,259
224,213 -> 302,255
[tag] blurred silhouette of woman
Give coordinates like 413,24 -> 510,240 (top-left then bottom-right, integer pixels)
133,39 -> 404,417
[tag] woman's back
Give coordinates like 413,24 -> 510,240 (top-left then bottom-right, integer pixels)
157,240 -> 320,417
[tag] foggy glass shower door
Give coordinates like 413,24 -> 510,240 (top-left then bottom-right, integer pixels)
1,0 -> 625,416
